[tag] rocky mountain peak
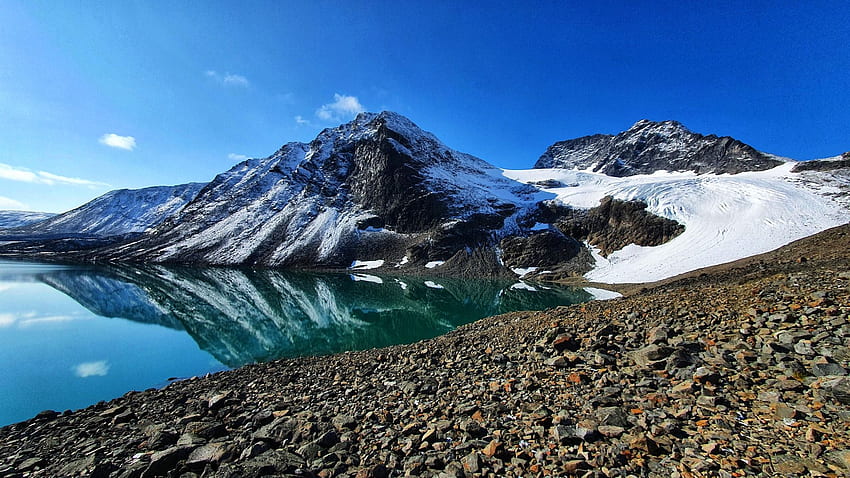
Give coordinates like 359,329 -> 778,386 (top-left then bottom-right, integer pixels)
535,119 -> 784,176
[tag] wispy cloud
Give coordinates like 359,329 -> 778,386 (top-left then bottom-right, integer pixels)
0,163 -> 109,188
0,313 -> 15,327
205,70 -> 250,88
18,315 -> 78,327
228,153 -> 249,161
294,115 -> 313,126
316,94 -> 365,122
73,360 -> 110,378
99,133 -> 136,151
0,195 -> 28,210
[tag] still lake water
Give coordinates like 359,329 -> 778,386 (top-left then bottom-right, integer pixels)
0,260 -> 591,426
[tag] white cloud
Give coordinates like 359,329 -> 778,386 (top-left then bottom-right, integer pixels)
0,313 -> 15,327
99,133 -> 136,151
0,195 -> 28,210
206,70 -> 250,88
73,360 -> 110,378
316,94 -> 365,122
0,163 -> 110,189
18,315 -> 78,327
223,74 -> 249,87
294,115 -> 312,126
228,153 -> 248,161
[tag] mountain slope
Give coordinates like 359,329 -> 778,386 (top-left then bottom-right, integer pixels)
535,119 -> 786,175
505,161 -> 850,283
0,211 -> 56,229
97,112 -> 553,269
5,183 -> 205,238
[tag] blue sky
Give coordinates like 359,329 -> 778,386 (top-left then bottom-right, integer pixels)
1,1 -> 848,212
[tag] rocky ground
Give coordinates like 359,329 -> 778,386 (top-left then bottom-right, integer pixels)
2,225 -> 850,477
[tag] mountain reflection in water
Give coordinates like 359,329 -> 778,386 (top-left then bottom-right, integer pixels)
11,263 -> 591,368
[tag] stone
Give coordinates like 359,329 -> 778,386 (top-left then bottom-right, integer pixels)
812,361 -> 847,377
552,334 -> 579,352
597,425 -> 625,437
596,407 -> 630,428
481,440 -> 502,457
646,326 -> 669,344
544,356 -> 567,367
186,443 -> 228,468
794,340 -> 815,356
332,414 -> 357,431
183,420 -> 226,440
822,377 -> 850,404
143,446 -> 193,477
629,344 -> 673,366
112,409 -> 137,425
574,420 -> 599,441
240,442 -> 270,460
317,430 -> 340,448
16,457 -> 46,472
825,450 -> 850,471
207,391 -> 231,411
461,451 -> 482,473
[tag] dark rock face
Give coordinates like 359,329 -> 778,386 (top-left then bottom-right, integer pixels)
556,196 -> 685,256
535,119 -> 785,176
791,152 -> 850,172
500,231 -> 584,268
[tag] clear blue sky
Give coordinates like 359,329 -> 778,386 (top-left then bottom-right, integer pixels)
1,1 -> 848,212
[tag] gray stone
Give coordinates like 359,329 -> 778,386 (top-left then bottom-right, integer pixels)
630,344 -> 673,366
461,451 -> 482,474
596,407 -> 630,428
143,446 -> 192,477
812,361 -> 847,377
186,442 -> 228,468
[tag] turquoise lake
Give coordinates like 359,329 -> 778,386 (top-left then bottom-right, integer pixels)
0,260 -> 592,426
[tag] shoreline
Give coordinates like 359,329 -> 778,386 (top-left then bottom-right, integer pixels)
2,225 -> 849,477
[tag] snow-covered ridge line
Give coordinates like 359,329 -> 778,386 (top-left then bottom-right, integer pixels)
504,162 -> 850,284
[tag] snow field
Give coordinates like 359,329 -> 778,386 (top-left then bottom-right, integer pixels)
504,163 -> 850,284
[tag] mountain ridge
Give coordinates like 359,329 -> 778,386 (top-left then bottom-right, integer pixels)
1,112 -> 848,284
534,118 -> 787,175
1,183 -> 205,238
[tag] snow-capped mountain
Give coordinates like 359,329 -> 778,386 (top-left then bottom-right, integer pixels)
0,211 -> 56,229
96,112 -> 560,270
535,119 -> 786,176
1,113 -> 847,285
4,183 -> 205,238
507,162 -> 850,284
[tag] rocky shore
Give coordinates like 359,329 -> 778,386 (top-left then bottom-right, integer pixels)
2,225 -> 850,477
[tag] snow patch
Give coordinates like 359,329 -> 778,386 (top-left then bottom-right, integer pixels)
425,261 -> 445,269
511,266 -> 538,277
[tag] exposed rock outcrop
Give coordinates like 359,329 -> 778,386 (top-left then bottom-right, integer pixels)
535,119 -> 785,175
556,196 -> 685,256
